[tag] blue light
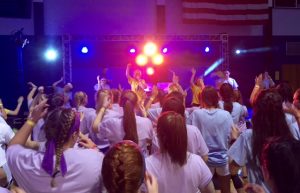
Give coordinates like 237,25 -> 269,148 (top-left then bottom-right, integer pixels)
81,46 -> 88,54
235,49 -> 241,55
44,49 -> 58,61
205,47 -> 210,53
204,58 -> 224,77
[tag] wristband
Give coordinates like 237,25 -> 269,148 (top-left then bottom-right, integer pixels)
26,119 -> 36,127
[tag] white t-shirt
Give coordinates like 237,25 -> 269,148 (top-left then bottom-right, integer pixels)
7,145 -> 103,193
0,122 -> 15,167
99,115 -> 154,156
222,78 -> 238,90
146,152 -> 212,193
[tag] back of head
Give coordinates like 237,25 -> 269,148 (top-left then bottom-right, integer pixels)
162,97 -> 185,117
42,108 -> 80,186
201,86 -> 219,108
219,83 -> 234,113
102,141 -> 145,193
120,90 -> 138,144
276,82 -> 293,103
157,111 -> 187,166
163,91 -> 184,106
95,89 -> 112,111
111,89 -> 121,104
261,138 -> 300,193
74,91 -> 87,108
252,89 -> 292,162
47,93 -> 65,112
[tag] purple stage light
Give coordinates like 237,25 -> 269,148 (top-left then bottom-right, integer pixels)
205,47 -> 210,53
162,47 -> 168,53
129,48 -> 136,53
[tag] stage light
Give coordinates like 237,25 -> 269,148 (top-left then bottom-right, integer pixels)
136,54 -> 148,66
44,49 -> 58,61
205,47 -> 210,53
81,46 -> 88,54
152,54 -> 164,65
162,47 -> 168,53
129,48 -> 136,53
203,58 -> 224,77
146,67 -> 154,75
143,42 -> 157,56
235,49 -> 241,55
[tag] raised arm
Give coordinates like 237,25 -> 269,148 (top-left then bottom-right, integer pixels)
6,96 -> 24,116
9,99 -> 48,147
27,82 -> 37,102
52,77 -> 63,89
92,95 -> 111,133
190,68 -> 196,86
250,74 -> 263,106
126,63 -> 133,81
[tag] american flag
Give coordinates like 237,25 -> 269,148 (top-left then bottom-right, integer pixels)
182,0 -> 269,25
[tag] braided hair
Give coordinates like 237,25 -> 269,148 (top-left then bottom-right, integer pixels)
43,108 -> 78,187
102,141 -> 145,193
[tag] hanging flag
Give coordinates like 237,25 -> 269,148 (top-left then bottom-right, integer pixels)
182,0 -> 269,25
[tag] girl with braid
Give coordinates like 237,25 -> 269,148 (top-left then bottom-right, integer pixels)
6,100 -> 104,193
98,90 -> 154,156
102,140 -> 158,193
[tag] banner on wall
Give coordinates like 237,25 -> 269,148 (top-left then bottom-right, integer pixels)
182,0 -> 269,25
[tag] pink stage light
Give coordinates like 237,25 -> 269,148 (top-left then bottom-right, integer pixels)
152,54 -> 164,65
129,48 -> 136,53
162,47 -> 168,53
135,54 -> 148,66
146,67 -> 154,75
143,42 -> 157,56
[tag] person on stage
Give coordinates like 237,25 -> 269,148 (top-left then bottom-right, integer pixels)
215,70 -> 238,90
94,75 -> 110,91
52,77 -> 73,108
190,68 -> 205,106
126,63 -> 147,102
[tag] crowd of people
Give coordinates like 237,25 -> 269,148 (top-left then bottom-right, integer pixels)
0,66 -> 300,193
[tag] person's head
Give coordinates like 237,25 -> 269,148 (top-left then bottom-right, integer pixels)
133,70 -> 142,79
63,83 -> 73,92
200,86 -> 219,108
163,91 -> 184,106
261,138 -> 300,193
223,70 -> 230,79
157,111 -> 187,166
42,108 -> 80,187
195,77 -> 202,86
47,93 -> 65,113
219,83 -> 234,113
252,89 -> 293,162
111,89 -> 121,104
293,88 -> 300,109
172,75 -> 179,84
95,89 -> 112,112
263,71 -> 269,79
162,97 -> 185,118
102,140 -> 145,193
100,78 -> 108,86
233,90 -> 244,105
120,90 -> 138,144
74,91 -> 88,108
276,82 -> 293,103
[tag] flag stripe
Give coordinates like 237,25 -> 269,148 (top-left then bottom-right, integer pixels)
182,0 -> 269,25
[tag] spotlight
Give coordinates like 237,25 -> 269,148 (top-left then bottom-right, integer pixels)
152,54 -> 164,65
162,47 -> 168,54
146,67 -> 154,75
136,54 -> 148,66
235,49 -> 241,55
205,47 -> 210,53
81,46 -> 88,54
129,48 -> 136,54
143,42 -> 157,56
44,49 -> 58,61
